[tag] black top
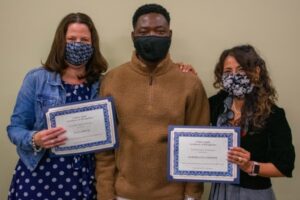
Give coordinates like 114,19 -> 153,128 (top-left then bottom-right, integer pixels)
209,90 -> 295,189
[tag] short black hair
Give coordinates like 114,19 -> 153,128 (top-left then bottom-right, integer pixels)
132,4 -> 170,28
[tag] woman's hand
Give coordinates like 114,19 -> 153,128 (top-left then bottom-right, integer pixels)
177,62 -> 198,75
228,147 -> 252,173
33,127 -> 67,149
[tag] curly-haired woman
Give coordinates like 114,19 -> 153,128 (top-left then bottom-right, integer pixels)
209,45 -> 295,200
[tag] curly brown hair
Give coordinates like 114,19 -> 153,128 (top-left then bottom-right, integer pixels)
43,12 -> 108,84
213,45 -> 277,128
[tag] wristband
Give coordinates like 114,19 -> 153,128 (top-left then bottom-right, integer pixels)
32,132 -> 42,152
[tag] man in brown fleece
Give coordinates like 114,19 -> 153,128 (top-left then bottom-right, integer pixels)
96,4 -> 210,200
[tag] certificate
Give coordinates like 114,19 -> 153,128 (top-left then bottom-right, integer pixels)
46,97 -> 118,156
168,126 -> 240,183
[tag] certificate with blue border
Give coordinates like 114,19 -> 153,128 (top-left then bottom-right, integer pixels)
46,97 -> 118,156
168,126 -> 240,183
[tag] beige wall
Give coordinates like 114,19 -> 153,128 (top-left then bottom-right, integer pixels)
0,0 -> 299,199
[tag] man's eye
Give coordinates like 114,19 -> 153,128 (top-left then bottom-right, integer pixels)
138,31 -> 147,35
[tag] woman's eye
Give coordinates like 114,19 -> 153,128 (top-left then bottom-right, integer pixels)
238,69 -> 246,74
67,38 -> 75,42
223,72 -> 230,77
81,38 -> 89,42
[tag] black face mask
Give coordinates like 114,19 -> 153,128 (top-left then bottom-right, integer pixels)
133,36 -> 171,62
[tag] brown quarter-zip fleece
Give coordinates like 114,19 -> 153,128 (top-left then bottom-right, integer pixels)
96,52 -> 210,200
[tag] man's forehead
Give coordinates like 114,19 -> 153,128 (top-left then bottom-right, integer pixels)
136,13 -> 168,26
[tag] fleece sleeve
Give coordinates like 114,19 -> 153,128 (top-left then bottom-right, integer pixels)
184,77 -> 210,199
95,75 -> 117,200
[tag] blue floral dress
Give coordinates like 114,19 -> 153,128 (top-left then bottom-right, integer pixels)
8,81 -> 97,200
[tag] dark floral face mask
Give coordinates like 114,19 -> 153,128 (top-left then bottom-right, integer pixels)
222,72 -> 254,98
65,42 -> 94,66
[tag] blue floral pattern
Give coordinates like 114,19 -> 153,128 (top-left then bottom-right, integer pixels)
222,73 -> 254,98
65,42 -> 94,66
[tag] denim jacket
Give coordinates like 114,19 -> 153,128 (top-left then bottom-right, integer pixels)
7,67 -> 100,171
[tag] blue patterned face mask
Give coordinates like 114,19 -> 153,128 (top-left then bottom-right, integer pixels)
222,72 -> 254,98
65,42 -> 94,66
